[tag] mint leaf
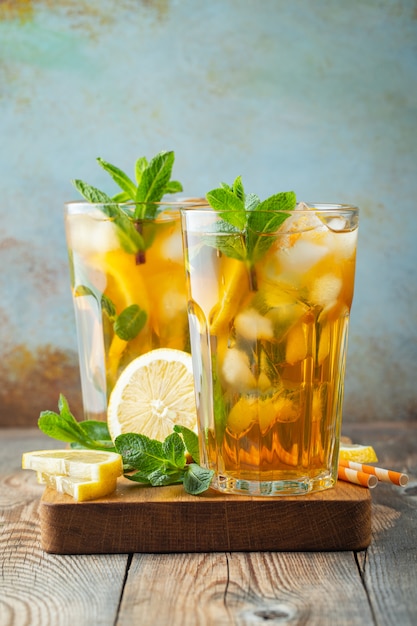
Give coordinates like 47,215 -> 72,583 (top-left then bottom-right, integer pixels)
78,420 -> 114,448
72,180 -> 113,204
246,191 -> 297,263
74,284 -> 98,299
258,190 -> 297,213
103,209 -> 144,255
135,151 -> 177,207
205,187 -> 246,229
206,180 -> 297,267
147,467 -> 184,486
245,193 -> 260,211
173,425 -> 200,464
162,432 -> 186,468
115,433 -> 166,474
114,304 -> 147,341
112,191 -> 131,202
58,392 -> 75,417
203,228 -> 247,261
38,395 -> 115,452
126,470 -> 151,484
183,464 -> 214,495
134,156 -> 148,185
38,411 -> 83,444
97,157 -> 137,199
164,180 -> 183,194
232,175 -> 245,202
101,293 -> 117,319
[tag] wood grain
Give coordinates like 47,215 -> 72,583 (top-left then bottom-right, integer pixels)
38,478 -> 371,554
0,430 -> 127,626
118,551 -> 375,625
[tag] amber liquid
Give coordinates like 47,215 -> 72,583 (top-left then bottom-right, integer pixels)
184,215 -> 358,495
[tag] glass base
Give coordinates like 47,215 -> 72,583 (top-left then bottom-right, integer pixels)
210,472 -> 336,497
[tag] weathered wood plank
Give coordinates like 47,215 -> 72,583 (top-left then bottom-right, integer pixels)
0,430 -> 128,626
356,484 -> 417,626
118,550 -> 374,626
345,421 -> 417,626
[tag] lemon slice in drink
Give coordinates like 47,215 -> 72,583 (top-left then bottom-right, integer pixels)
107,348 -> 197,442
92,249 -> 150,312
22,449 -> 123,482
36,472 -> 118,502
339,443 -> 378,463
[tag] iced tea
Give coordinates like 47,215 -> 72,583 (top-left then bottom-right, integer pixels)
181,204 -> 359,495
65,201 -> 204,421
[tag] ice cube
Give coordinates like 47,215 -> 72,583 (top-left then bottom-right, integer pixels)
325,217 -> 348,231
234,309 -> 274,341
277,239 -> 328,274
161,232 -> 183,263
328,229 -> 358,260
285,202 -> 328,235
310,274 -> 342,311
68,211 -> 119,254
271,203 -> 330,274
161,290 -> 186,320
222,348 -> 257,391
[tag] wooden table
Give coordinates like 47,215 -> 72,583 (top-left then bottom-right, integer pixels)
1,423 -> 416,626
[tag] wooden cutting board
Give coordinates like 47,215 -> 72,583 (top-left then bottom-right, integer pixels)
39,479 -> 371,554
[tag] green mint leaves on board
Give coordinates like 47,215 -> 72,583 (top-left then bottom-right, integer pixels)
206,176 -> 297,264
72,150 -> 183,253
115,429 -> 213,495
38,394 -> 116,453
38,396 -> 214,496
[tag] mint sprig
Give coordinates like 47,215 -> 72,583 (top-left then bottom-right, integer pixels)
72,150 -> 183,252
38,394 -> 116,452
38,395 -> 214,496
206,176 -> 297,264
116,429 -> 213,494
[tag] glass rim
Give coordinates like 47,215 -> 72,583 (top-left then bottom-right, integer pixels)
64,197 -> 209,210
180,202 -> 359,216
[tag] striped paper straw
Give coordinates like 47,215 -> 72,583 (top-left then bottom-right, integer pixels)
339,459 -> 409,487
337,465 -> 378,488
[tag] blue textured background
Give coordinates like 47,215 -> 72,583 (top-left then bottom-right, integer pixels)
1,0 -> 416,425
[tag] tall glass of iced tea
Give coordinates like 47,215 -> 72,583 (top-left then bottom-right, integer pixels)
65,199 -> 206,421
181,202 -> 359,495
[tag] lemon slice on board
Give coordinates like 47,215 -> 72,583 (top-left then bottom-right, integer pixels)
107,348 -> 197,442
339,443 -> 378,463
36,472 -> 118,502
22,449 -> 123,482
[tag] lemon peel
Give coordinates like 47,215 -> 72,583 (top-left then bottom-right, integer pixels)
339,443 -> 378,463
22,449 -> 123,482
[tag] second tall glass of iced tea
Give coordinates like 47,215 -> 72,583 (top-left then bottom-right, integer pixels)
181,203 -> 359,496
64,199 -> 206,421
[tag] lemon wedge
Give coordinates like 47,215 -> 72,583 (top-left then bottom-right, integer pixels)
107,348 -> 197,442
22,449 -> 123,482
36,472 -> 118,502
339,443 -> 378,463
93,249 -> 150,312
